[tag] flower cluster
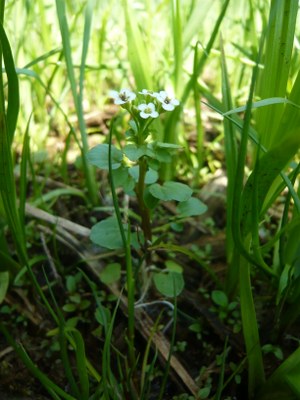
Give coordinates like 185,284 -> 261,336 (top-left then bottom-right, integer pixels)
109,88 -> 180,119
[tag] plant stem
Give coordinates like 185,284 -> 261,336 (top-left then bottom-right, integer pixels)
239,247 -> 265,398
108,122 -> 136,367
135,156 -> 152,243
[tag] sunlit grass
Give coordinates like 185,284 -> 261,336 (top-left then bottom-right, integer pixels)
1,0 -> 300,399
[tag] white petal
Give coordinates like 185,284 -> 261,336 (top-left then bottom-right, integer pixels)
109,90 -> 119,99
140,112 -> 150,119
162,103 -> 175,111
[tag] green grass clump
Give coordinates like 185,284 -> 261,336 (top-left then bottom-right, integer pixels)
1,0 -> 300,399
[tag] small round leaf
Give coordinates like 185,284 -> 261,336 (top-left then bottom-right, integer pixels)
149,181 -> 193,202
153,271 -> 184,297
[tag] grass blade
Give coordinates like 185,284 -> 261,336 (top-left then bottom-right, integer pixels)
55,0 -> 98,204
0,21 -> 27,267
0,322 -> 76,400
171,0 -> 183,95
257,346 -> 300,400
255,0 -> 298,149
220,35 -> 238,294
66,328 -> 90,400
123,0 -> 152,90
19,114 -> 31,232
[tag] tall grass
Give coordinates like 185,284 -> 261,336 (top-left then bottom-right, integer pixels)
220,0 -> 300,398
0,0 -> 27,270
1,0 -> 300,399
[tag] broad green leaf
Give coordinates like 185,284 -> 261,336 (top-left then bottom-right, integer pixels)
87,144 -> 123,170
147,143 -> 172,162
143,186 -> 159,210
153,148 -> 172,163
128,166 -> 158,184
153,271 -> 184,297
90,216 -> 124,249
124,144 -> 147,161
99,263 -> 121,284
165,260 -> 183,273
176,197 -> 207,217
90,216 -> 141,250
112,167 -> 135,192
147,158 -> 160,171
149,181 -> 193,202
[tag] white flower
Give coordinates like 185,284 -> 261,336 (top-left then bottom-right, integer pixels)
139,89 -> 158,98
156,91 -> 180,111
137,102 -> 159,119
109,89 -> 136,105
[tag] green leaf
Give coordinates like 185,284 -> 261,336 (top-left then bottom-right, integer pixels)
143,186 -> 159,210
63,303 -> 77,312
123,0 -> 152,90
112,167 -> 135,192
90,216 -> 124,249
155,142 -> 182,149
128,119 -> 138,133
153,271 -> 184,297
223,97 -> 300,116
124,144 -> 147,161
0,272 -> 9,304
283,217 -> 300,267
147,158 -> 160,170
87,144 -> 123,170
90,216 -> 141,250
256,346 -> 300,400
128,166 -> 158,184
149,181 -> 193,202
95,306 -> 111,327
0,22 -> 19,144
66,275 -> 77,292
79,299 -> 91,310
153,148 -> 172,163
176,197 -> 207,217
99,263 -> 121,284
165,260 -> 183,273
212,290 -> 228,308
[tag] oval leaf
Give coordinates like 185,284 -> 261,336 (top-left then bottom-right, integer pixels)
90,216 -> 124,249
176,197 -> 207,217
100,263 -> 121,284
87,144 -> 123,170
149,181 -> 193,202
129,166 -> 158,184
153,271 -> 184,297
124,144 -> 147,161
212,290 -> 228,308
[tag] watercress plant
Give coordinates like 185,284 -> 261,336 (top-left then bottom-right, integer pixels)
87,89 -> 207,252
